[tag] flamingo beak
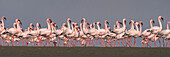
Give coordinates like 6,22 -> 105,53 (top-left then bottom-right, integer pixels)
99,23 -> 101,27
49,19 -> 52,23
129,21 -> 132,24
69,19 -> 71,23
119,21 -> 123,25
64,24 -> 67,27
124,20 -> 126,24
161,17 -> 164,21
0,21 -> 2,23
19,21 -> 22,25
106,21 -> 109,25
141,22 -> 143,25
138,24 -> 140,27
39,24 -> 41,28
152,20 -> 155,24
87,23 -> 90,25
95,22 -> 97,24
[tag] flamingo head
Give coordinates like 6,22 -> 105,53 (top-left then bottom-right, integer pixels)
123,18 -> 126,24
129,20 -> 135,24
30,23 -> 34,28
54,23 -> 58,28
21,28 -> 24,32
117,21 -> 122,25
139,21 -> 143,26
67,18 -> 71,23
81,18 -> 85,23
74,23 -> 78,26
99,22 -> 101,27
105,20 -> 109,25
97,22 -> 101,27
47,18 -> 52,23
16,19 -> 19,22
135,22 -> 140,27
94,22 -> 97,25
1,16 -> 6,20
158,16 -> 164,21
36,23 -> 41,28
18,20 -> 22,25
86,23 -> 90,25
150,19 -> 155,24
63,23 -> 67,27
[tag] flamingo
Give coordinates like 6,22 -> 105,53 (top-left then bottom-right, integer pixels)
112,18 -> 126,34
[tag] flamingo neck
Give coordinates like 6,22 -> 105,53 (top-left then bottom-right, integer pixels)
167,23 -> 169,30
150,21 -> 153,28
13,23 -> 16,29
105,23 -> 107,29
131,23 -> 134,30
135,24 -> 139,31
97,24 -> 100,30
123,20 -> 126,30
51,24 -> 54,31
67,21 -> 71,29
117,23 -> 120,28
83,21 -> 86,31
93,23 -> 96,29
36,26 -> 39,32
139,24 -> 142,34
90,24 -> 92,29
80,24 -> 82,31
113,25 -> 116,30
158,19 -> 162,30
16,22 -> 21,30
47,22 -> 51,30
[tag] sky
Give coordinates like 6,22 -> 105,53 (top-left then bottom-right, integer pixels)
0,0 -> 170,47
0,0 -> 170,29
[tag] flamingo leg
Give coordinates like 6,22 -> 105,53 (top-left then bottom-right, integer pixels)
134,38 -> 136,47
122,39 -> 124,47
118,40 -> 121,47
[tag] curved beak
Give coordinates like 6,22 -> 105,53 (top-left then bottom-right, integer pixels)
99,23 -> 101,27
161,17 -> 164,21
1,16 -> 6,20
140,21 -> 143,25
106,21 -> 109,25
18,20 -> 22,25
129,21 -> 132,24
87,23 -> 90,25
64,24 -> 67,27
118,21 -> 123,25
124,20 -> 126,24
49,19 -> 52,23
